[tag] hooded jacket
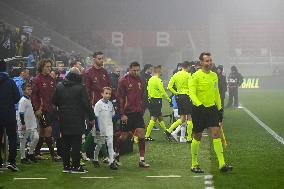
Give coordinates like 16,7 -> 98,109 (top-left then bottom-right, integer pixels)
0,72 -> 20,124
52,73 -> 95,135
13,76 -> 24,110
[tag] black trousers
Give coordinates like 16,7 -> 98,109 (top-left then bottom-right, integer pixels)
0,122 -> 17,164
227,87 -> 239,107
62,134 -> 82,168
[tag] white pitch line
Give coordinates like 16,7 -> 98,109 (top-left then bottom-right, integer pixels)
81,177 -> 113,179
192,175 -> 204,178
205,180 -> 213,185
241,106 -> 284,145
204,175 -> 213,180
204,187 -> 215,189
14,178 -> 47,180
146,175 -> 181,178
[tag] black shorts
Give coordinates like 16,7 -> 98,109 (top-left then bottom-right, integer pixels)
39,111 -> 52,128
148,98 -> 162,117
121,112 -> 145,132
192,105 -> 219,133
176,94 -> 192,115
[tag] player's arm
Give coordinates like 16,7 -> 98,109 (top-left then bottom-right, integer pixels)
31,78 -> 42,115
167,75 -> 177,95
117,78 -> 126,116
158,79 -> 170,102
188,74 -> 202,106
18,100 -> 26,130
215,77 -> 222,110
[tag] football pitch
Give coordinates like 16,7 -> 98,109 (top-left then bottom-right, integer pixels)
1,89 -> 283,189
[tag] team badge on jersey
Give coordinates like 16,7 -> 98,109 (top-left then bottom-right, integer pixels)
93,77 -> 98,83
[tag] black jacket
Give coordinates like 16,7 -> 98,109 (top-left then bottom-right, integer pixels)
52,73 -> 95,135
228,72 -> 243,88
0,72 -> 20,124
218,73 -> 227,98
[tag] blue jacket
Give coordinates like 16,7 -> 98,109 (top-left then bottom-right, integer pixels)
13,76 -> 24,110
0,72 -> 20,124
172,95 -> 178,109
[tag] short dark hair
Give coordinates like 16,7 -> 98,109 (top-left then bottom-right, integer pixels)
19,67 -> 28,74
199,52 -> 211,61
129,61 -> 140,68
22,82 -> 32,91
93,51 -> 103,58
143,64 -> 153,71
153,65 -> 162,73
181,61 -> 191,69
70,59 -> 80,68
0,60 -> 7,72
37,59 -> 53,73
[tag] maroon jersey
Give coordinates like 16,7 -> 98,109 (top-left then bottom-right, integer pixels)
117,74 -> 144,115
31,74 -> 56,112
84,66 -> 111,105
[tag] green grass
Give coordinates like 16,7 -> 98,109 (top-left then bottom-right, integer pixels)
1,89 -> 284,189
239,89 -> 284,136
212,89 -> 284,189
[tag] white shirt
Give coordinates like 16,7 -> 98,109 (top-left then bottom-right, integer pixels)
94,99 -> 115,136
18,96 -> 37,129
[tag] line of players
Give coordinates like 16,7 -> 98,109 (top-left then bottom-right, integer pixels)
0,51 -> 232,174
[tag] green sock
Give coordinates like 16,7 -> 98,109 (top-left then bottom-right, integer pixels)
213,138 -> 226,168
167,119 -> 183,133
191,138 -> 200,168
186,120 -> 193,141
101,143 -> 108,157
158,121 -> 167,131
145,120 -> 155,138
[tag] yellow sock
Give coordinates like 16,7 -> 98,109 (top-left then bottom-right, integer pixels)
191,138 -> 200,168
213,138 -> 226,168
186,120 -> 193,141
167,119 -> 183,133
158,121 -> 167,131
145,120 -> 155,138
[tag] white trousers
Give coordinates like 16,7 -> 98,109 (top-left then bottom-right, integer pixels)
94,135 -> 114,164
18,129 -> 39,159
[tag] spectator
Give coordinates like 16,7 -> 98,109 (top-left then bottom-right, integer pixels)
227,65 -> 243,108
52,67 -> 95,173
216,65 -> 227,108
0,60 -> 20,171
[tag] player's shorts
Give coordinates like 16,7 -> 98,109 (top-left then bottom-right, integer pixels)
121,112 -> 145,132
148,98 -> 162,117
176,94 -> 192,115
192,105 -> 219,133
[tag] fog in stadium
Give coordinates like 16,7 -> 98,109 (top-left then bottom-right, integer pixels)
1,0 -> 284,189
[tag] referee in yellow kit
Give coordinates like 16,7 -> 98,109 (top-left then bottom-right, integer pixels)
189,52 -> 233,173
145,65 -> 171,141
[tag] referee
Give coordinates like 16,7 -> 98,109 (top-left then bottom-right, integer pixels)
189,52 -> 233,173
145,65 -> 171,141
166,61 -> 193,142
